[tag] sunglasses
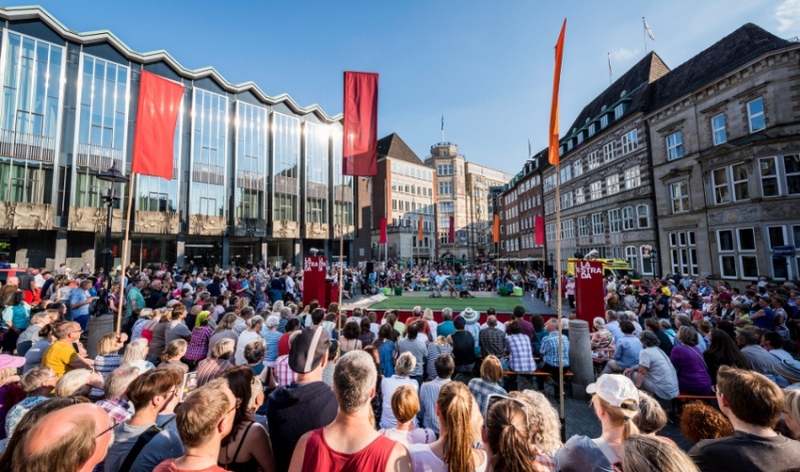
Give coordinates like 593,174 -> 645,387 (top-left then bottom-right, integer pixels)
227,398 -> 243,415
485,394 -> 531,425
95,418 -> 120,439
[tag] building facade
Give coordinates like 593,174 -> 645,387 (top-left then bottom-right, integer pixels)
647,24 -> 800,283
0,6 -> 355,270
372,133 -> 436,263
498,152 -> 545,264
541,52 -> 667,276
424,142 -> 512,262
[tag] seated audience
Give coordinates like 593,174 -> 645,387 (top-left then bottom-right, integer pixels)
670,326 -> 712,395
625,331 -> 679,400
380,352 -> 419,429
418,354 -> 453,435
703,329 -> 749,384
379,385 -> 435,446
633,391 -> 674,446
468,355 -> 507,417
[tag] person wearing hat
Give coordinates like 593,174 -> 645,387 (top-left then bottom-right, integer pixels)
556,374 -> 640,471
461,307 -> 481,356
267,326 -> 338,472
776,358 -> 800,390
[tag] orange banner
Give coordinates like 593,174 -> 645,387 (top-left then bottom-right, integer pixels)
418,214 -> 424,242
493,214 -> 500,243
549,19 -> 566,166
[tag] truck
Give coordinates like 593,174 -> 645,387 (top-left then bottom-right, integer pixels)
566,258 -> 641,284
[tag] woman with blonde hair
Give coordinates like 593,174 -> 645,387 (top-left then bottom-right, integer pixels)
556,374 -> 639,471
94,332 -> 127,379
207,312 -> 239,358
424,308 -> 438,338
130,307 -> 154,342
621,434 -> 699,472
468,355 -> 506,416
54,369 -> 103,398
196,338 -> 234,387
407,382 -> 486,471
121,338 -> 155,373
783,390 -> 800,439
509,390 -> 562,457
157,339 -> 189,373
379,385 -> 435,446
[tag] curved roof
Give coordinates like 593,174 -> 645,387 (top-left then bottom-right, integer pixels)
0,5 -> 342,123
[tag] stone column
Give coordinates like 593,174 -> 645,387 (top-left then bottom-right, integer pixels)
568,319 -> 594,400
86,315 -> 115,359
221,235 -> 230,269
176,236 -> 185,268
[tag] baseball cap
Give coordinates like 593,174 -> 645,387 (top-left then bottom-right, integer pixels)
0,354 -> 25,370
289,326 -> 330,374
586,374 -> 639,407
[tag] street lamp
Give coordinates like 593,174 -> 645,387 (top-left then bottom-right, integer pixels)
96,162 -> 129,316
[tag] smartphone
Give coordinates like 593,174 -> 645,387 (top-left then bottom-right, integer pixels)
180,372 -> 198,402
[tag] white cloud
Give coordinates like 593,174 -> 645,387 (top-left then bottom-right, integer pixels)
609,48 -> 638,62
776,0 -> 800,32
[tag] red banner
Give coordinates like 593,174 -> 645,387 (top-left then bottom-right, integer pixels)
379,218 -> 387,244
343,71 -> 379,176
493,214 -> 500,244
535,215 -> 545,245
132,71 -> 184,180
418,214 -> 424,242
448,216 -> 455,244
574,260 -> 604,325
303,256 -> 328,307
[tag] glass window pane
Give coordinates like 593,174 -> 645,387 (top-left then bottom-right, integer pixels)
738,228 -> 756,251
718,230 -> 734,251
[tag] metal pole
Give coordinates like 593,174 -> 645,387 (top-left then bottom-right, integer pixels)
556,167 -> 566,443
102,188 -> 115,314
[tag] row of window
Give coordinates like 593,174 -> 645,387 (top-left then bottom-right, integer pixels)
543,166 -> 642,215
562,103 -> 628,154
438,181 -> 453,195
543,205 -> 651,241
391,161 -> 433,181
391,199 -> 433,214
503,174 -> 541,205
391,179 -> 433,197
545,130 -> 639,191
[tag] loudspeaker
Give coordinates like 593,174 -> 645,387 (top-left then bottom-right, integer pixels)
366,262 -> 374,275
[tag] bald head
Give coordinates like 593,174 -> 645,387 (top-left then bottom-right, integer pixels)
22,403 -> 111,472
486,315 -> 498,328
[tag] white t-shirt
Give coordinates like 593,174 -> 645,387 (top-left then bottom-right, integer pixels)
379,376 -> 418,429
638,346 -> 679,400
235,330 -> 261,366
408,444 -> 487,472
379,427 -> 435,447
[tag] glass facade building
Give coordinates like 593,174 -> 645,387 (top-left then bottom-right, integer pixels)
0,6 -> 353,270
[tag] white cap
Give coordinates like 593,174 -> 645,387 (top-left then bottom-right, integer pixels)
586,374 -> 639,407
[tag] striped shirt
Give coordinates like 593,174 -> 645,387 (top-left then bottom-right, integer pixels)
468,378 -> 506,417
274,354 -> 297,387
195,358 -> 232,387
426,343 -> 453,381
417,377 -> 450,435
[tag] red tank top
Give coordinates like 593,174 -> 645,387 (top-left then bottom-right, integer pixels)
301,427 -> 396,472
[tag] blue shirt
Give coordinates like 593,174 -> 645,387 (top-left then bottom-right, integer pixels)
754,307 -> 775,331
378,341 -> 396,377
69,289 -> 91,318
540,331 -> 570,368
614,334 -> 643,369
606,321 -> 624,341
437,320 -> 456,338
262,330 -> 282,363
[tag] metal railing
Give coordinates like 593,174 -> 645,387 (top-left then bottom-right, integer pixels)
192,164 -> 225,185
0,129 -> 56,163
236,170 -> 265,190
76,142 -> 123,170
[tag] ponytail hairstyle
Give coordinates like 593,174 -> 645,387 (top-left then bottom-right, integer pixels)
437,382 -> 475,472
161,339 -> 187,362
592,394 -> 640,440
485,397 -> 537,472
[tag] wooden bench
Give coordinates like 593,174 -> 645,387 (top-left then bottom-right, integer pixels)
503,370 -> 574,396
670,393 -> 717,420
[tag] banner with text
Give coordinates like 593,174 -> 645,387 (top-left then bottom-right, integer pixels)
574,260 -> 604,325
303,256 -> 328,307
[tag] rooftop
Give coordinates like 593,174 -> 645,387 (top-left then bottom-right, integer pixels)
377,133 -> 424,166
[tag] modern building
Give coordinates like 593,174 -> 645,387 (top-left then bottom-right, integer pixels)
0,6 -> 355,270
541,52 -> 668,276
424,142 -> 513,263
498,150 -> 546,265
647,24 -> 800,283
371,133 -> 436,263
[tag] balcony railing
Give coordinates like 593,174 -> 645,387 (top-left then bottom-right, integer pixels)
236,170 -> 265,191
192,163 -> 225,185
76,142 -> 123,170
0,129 -> 56,163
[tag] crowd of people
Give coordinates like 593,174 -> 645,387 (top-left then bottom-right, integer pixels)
0,261 -> 795,471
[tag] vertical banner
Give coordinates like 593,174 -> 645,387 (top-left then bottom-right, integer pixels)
303,256 -> 328,307
379,217 -> 387,244
132,71 -> 184,179
343,71 -> 379,176
574,260 -> 604,325
548,19 -> 566,166
448,216 -> 455,244
418,214 -> 424,242
493,214 -> 500,244
535,215 -> 545,245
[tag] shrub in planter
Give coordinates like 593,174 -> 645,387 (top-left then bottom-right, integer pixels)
498,287 -> 509,297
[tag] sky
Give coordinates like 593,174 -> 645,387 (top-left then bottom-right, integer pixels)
7,0 -> 799,174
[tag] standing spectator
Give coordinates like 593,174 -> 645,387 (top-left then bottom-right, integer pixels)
448,317 -> 476,377
164,305 -> 192,345
126,277 -> 147,323
437,308 -> 455,338
690,367 -> 800,472
479,315 -> 507,362
289,350 -> 412,472
68,279 -> 96,332
423,308 -> 438,338
261,315 -> 283,368
17,268 -> 37,306
468,355 -> 506,417
16,403 -> 114,472
397,323 -> 426,386
267,325 -> 337,472
234,316 -> 263,366
41,321 -> 93,377
408,382 -> 487,471
105,369 -> 183,472
625,331 -> 679,401
340,321 -> 363,353
375,324 -> 397,378
153,378 -> 236,472
670,326 -> 712,395
602,321 -> 642,375
380,352 -> 419,430
196,338 -> 235,387
418,354 -> 453,436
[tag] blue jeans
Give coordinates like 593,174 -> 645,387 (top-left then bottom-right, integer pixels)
73,315 -> 88,332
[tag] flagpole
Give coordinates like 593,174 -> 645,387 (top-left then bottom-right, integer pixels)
115,174 -> 136,334
643,17 -> 648,53
608,52 -> 612,86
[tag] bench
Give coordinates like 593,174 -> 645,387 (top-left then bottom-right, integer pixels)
670,393 -> 717,420
503,370 -> 574,396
